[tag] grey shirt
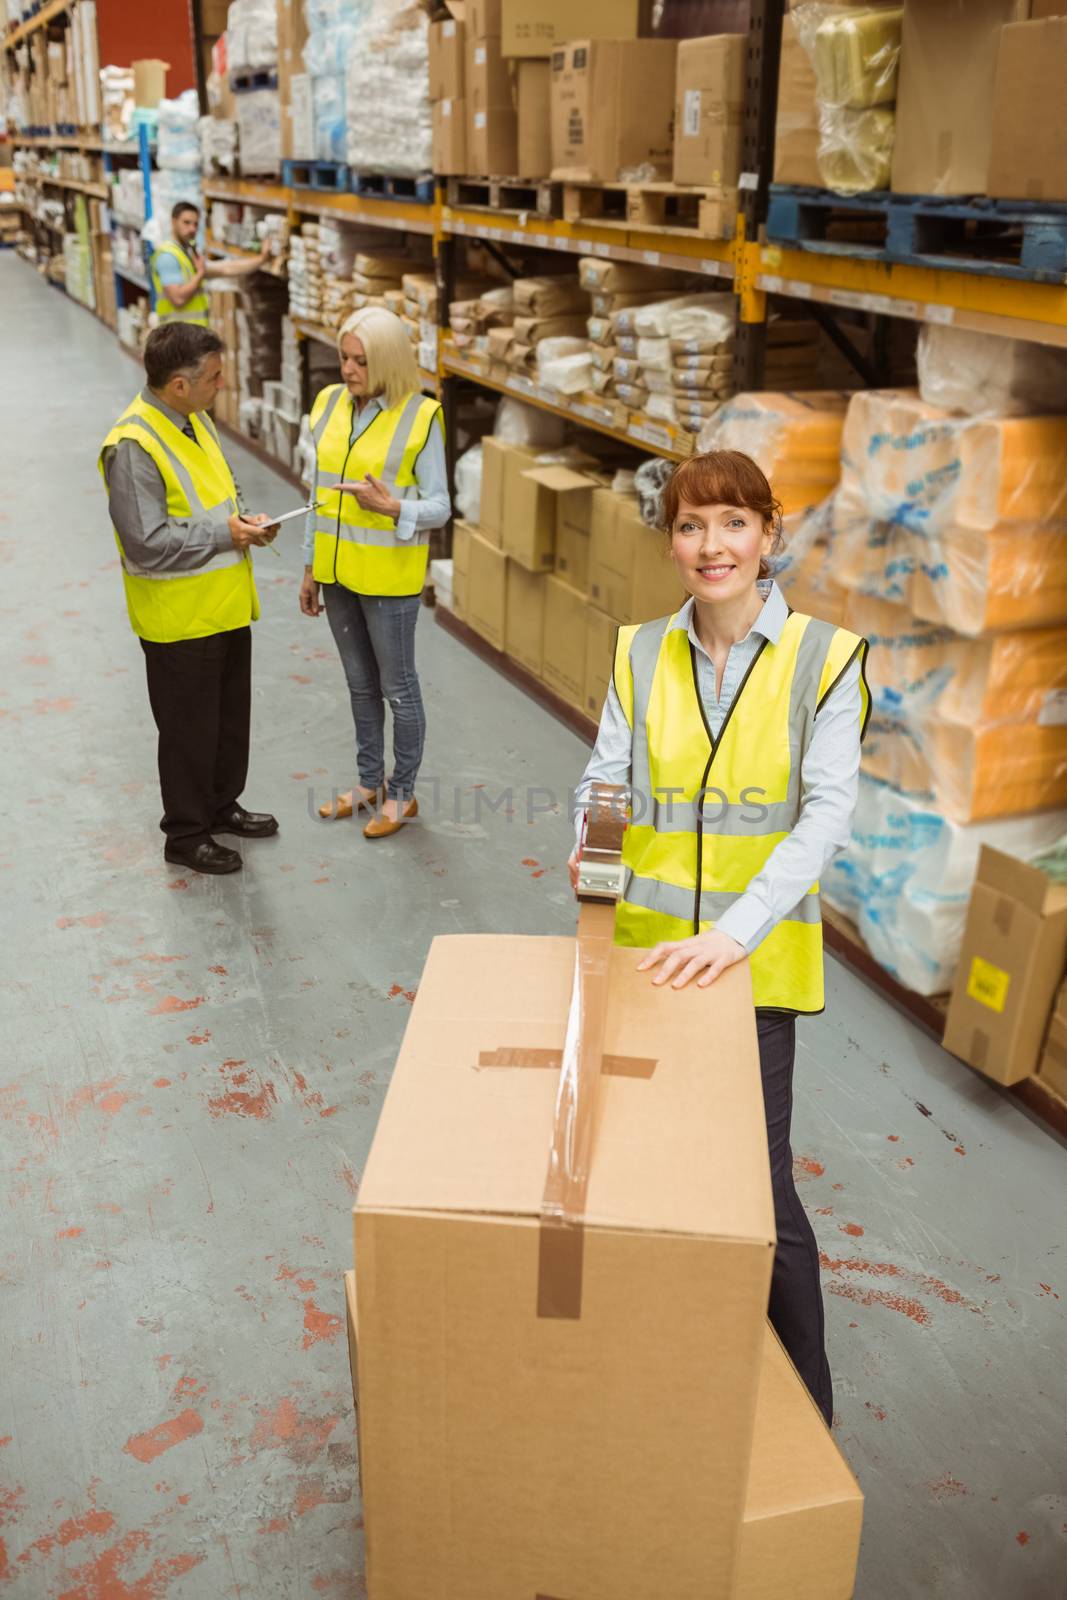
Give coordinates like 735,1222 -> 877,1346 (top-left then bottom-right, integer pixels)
102,389 -> 241,573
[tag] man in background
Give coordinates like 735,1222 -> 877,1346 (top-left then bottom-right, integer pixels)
99,323 -> 279,876
150,201 -> 269,327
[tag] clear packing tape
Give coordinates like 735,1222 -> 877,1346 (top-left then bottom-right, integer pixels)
792,4 -> 903,194
823,774 -> 1067,995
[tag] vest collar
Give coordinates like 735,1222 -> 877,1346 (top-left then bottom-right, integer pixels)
668,578 -> 788,660
140,387 -> 202,436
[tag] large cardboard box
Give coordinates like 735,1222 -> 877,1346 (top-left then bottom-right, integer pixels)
468,99 -> 519,176
502,0 -> 652,57
469,0 -> 502,37
433,97 -> 468,174
451,518 -> 473,618
429,16 -> 465,101
1036,990 -> 1067,1102
673,34 -> 746,189
480,436 -> 537,544
505,464 -> 564,573
277,0 -> 309,159
516,59 -> 552,177
466,529 -> 508,650
354,935 -> 775,1600
583,603 -> 617,721
505,560 -> 548,676
541,574 -> 588,705
551,39 -> 678,183
589,491 -> 684,625
942,846 -> 1067,1086
553,469 -> 595,594
891,0 -> 1032,196
988,17 -> 1067,201
467,32 -> 512,113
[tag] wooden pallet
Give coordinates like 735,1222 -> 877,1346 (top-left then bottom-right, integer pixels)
281,158 -> 349,193
562,180 -> 737,240
230,68 -> 279,93
766,183 -> 1067,284
349,172 -> 435,205
445,175 -> 563,219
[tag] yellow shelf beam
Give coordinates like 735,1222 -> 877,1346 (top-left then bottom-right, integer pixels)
442,205 -> 735,281
11,131 -> 102,150
201,177 -> 436,236
4,0 -> 69,48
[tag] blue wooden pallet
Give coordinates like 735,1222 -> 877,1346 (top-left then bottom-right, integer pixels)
349,172 -> 435,205
281,158 -> 349,192
230,69 -> 279,93
766,184 -> 1067,284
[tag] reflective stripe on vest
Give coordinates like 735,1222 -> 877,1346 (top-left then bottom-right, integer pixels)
151,240 -> 210,326
99,394 -> 259,643
613,609 -> 870,1012
310,385 -> 442,597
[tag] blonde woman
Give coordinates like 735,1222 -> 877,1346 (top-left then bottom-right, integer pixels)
300,308 -> 449,838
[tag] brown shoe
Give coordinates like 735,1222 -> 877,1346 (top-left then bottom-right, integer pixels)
318,785 -> 385,820
363,797 -> 419,839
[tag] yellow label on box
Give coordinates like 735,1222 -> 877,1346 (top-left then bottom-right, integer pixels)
966,956 -> 1011,1014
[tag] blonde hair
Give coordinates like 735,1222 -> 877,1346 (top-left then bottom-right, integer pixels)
337,307 -> 420,410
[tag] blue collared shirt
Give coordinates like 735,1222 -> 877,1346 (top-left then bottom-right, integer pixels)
576,579 -> 863,955
302,389 -> 450,565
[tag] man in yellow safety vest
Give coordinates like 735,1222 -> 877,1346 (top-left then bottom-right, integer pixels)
99,322 -> 280,876
151,201 -> 269,327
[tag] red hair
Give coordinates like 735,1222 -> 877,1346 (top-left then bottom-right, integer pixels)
660,450 -> 783,578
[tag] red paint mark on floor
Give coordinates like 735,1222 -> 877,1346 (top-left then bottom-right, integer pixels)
793,1156 -> 824,1178
96,1091 -> 129,1115
0,1437 -> 10,1448
291,675 -> 313,685
291,772 -> 309,780
293,1477 -> 352,1518
387,983 -> 417,1003
54,1529 -> 203,1598
864,1403 -> 887,1421
928,1473 -> 968,1501
815,1207 -> 833,1216
154,1355 -> 173,1371
57,1227 -> 84,1240
153,1079 -> 171,1089
18,1508 -> 116,1564
954,1145 -> 966,1155
826,1280 -> 931,1325
339,1163 -> 360,1197
521,857 -> 538,867
319,1105 -> 340,1118
831,1182 -> 844,1190
840,1223 -> 865,1237
207,1059 -> 277,1121
165,880 -> 189,892
171,1376 -> 207,1402
208,965 -> 227,975
1038,1283 -> 1060,1298
258,1518 -> 289,1535
33,697 -> 77,715
248,1398 -> 340,1465
302,1299 -> 343,1350
1016,1531 -> 1030,1546
186,1031 -> 211,1045
887,1134 -> 899,1142
150,995 -> 205,1015
123,1411 -> 203,1464
895,1157 -> 914,1169
313,877 -> 330,885
55,912 -> 109,930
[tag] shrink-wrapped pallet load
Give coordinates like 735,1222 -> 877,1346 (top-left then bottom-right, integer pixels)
698,388 -> 851,518
791,3 -> 903,193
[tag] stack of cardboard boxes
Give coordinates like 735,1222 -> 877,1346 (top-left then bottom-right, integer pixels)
209,287 -> 241,430
343,938 -> 863,1597
451,435 -> 687,724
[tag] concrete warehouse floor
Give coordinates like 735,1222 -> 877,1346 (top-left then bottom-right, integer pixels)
0,253 -> 1064,1600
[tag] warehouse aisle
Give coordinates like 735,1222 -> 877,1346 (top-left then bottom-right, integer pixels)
0,255 -> 1064,1600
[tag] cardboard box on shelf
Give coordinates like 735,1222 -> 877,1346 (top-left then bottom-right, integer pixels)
469,0 -> 502,37
988,17 -> 1067,201
516,59 -> 552,178
589,491 -> 683,626
132,57 -> 169,109
504,560 -> 548,676
1036,982 -> 1067,1101
550,469 -> 596,593
451,518 -> 473,618
467,33 -> 511,112
583,604 -> 617,721
430,17 -> 466,101
502,0 -> 652,57
433,98 -> 468,175
480,437 -> 538,544
466,528 -> 508,650
551,39 -> 678,183
891,0 -> 1031,197
505,463 -> 577,573
673,34 -> 746,189
468,99 -> 518,177
353,935 -> 774,1598
942,846 -> 1067,1086
541,573 -> 588,705
278,0 -> 310,159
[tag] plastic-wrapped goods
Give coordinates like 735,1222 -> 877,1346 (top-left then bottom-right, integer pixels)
157,91 -> 202,173
815,106 -> 894,193
537,339 -> 592,395
199,115 -> 239,175
829,389 -> 1067,636
492,396 -> 565,448
774,538 -> 850,626
455,443 -> 483,523
845,593 -> 1067,822
346,1 -> 432,176
235,88 -> 281,174
792,3 -> 903,194
226,0 -> 278,73
917,325 -> 1067,420
823,774 -> 1067,994
624,293 -> 734,339
310,72 -> 347,162
697,390 -> 851,518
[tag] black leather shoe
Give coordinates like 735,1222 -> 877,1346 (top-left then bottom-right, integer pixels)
164,838 -> 243,875
211,804 -> 279,838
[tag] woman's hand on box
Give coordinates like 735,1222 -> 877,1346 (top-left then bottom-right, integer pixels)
637,930 -> 746,990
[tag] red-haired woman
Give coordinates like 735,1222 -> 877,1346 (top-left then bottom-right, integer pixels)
570,449 -> 870,1426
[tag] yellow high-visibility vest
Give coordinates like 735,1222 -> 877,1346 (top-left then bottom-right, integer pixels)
150,240 -> 210,326
99,392 -> 259,644
612,609 -> 871,1013
310,384 -> 443,598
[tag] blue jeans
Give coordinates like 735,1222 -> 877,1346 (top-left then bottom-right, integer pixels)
323,586 -> 425,801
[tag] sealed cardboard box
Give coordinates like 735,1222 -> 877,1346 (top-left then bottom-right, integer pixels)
590,493 -> 683,625
506,464 -> 564,572
469,0 -> 502,36
433,97 -> 468,174
943,846 -> 1067,1085
518,464 -> 596,590
467,32 -> 512,112
673,34 -> 746,189
466,528 -> 508,650
516,59 -> 552,177
551,39 -> 678,183
505,560 -> 548,676
891,0 -> 1031,196
588,487 -> 636,621
354,935 -> 774,1599
503,0 -> 652,57
988,17 -> 1067,201
583,604 -> 617,720
132,57 -> 168,109
343,1269 -> 362,1491
480,437 -> 537,543
429,16 -> 465,100
541,573 -> 588,705
468,99 -> 518,176
1037,1001 -> 1067,1102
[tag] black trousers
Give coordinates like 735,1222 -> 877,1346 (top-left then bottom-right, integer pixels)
756,1008 -> 834,1427
140,626 -> 251,845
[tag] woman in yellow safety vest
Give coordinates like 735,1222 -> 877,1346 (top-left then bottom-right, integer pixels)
571,449 -> 870,1427
301,307 -> 449,839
